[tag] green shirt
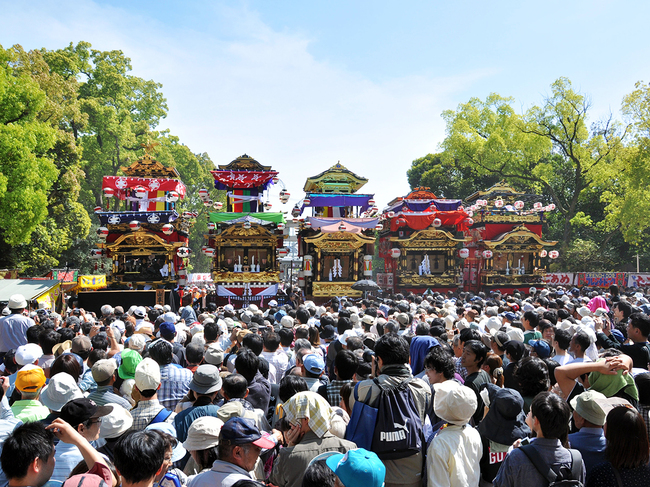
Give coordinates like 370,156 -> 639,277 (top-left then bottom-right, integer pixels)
11,399 -> 49,423
523,330 -> 542,345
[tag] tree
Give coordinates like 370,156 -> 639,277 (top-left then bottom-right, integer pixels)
0,45 -> 59,269
439,78 -> 627,255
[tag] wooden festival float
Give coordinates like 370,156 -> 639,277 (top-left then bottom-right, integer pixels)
296,163 -> 379,301
204,155 -> 286,306
462,181 -> 558,294
378,188 -> 471,295
94,150 -> 195,290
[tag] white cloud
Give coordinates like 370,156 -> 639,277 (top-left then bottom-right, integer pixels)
1,0 -> 491,209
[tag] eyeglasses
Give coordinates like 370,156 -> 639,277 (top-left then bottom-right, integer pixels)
88,419 -> 101,425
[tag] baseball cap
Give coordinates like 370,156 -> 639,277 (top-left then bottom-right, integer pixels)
92,359 -> 118,383
135,358 -> 161,391
15,364 -> 46,392
133,307 -> 146,319
72,336 -> 92,354
189,365 -> 222,395
303,354 -> 325,375
118,349 -> 143,380
15,344 -> 43,365
60,398 -> 113,428
40,372 -> 84,412
529,339 -> 552,359
159,322 -> 176,339
326,449 -> 386,487
219,417 -> 275,449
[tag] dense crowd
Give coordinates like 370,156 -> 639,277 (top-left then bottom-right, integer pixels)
0,284 -> 649,487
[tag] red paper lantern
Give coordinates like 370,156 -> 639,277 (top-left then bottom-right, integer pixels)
129,220 -> 140,231
548,250 -> 560,259
466,218 -> 474,225
368,199 -> 376,207
303,197 -> 311,206
103,188 -> 115,198
482,250 -> 493,259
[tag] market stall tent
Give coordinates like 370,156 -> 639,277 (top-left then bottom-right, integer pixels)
0,279 -> 62,312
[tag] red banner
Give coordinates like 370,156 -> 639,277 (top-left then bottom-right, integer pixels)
102,176 -> 186,198
390,210 -> 470,232
211,170 -> 277,189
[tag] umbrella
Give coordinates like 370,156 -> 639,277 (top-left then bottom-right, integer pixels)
352,279 -> 380,298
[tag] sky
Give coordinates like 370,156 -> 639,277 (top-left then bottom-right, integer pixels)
2,0 -> 649,211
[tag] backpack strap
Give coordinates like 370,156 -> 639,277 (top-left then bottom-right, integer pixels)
520,444 -> 558,483
568,449 -> 583,482
148,407 -> 172,426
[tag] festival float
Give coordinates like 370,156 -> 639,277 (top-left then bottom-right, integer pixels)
93,148 -> 195,293
205,154 -> 286,306
297,162 -> 378,300
378,187 -> 471,294
462,181 -> 557,294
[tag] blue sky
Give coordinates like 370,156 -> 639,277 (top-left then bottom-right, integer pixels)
2,0 -> 648,209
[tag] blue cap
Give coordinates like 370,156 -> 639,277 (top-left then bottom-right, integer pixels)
326,449 -> 386,487
220,417 -> 275,448
611,329 -> 625,343
529,339 -> 551,359
504,312 -> 516,322
274,310 -> 287,323
303,354 -> 325,375
159,322 -> 176,338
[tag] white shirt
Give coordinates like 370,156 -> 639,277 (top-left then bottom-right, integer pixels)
260,350 -> 289,384
427,424 -> 482,487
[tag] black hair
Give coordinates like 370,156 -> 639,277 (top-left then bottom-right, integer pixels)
345,336 -> 363,352
279,375 -> 308,403
337,317 -> 352,335
459,328 -> 480,345
88,349 -> 107,368
423,346 -> 455,380
234,348 -> 259,383
572,330 -> 591,352
530,391 -> 570,440
301,459 -> 336,487
515,357 -> 550,398
91,334 -> 109,352
263,332 -> 280,352
185,342 -> 204,364
542,311 -> 557,325
553,328 -> 571,350
222,373 -> 248,399
278,328 -> 294,347
463,340 -> 489,367
50,354 -> 82,382
148,339 -> 173,366
241,334 -> 263,356
1,422 -> 54,480
538,319 -> 554,333
295,328 -> 309,340
232,480 -> 266,487
374,334 -> 409,365
26,326 -> 41,345
257,356 -> 270,380
415,323 -> 430,336
334,350 -> 359,381
523,310 -> 539,328
58,327 -> 76,342
613,301 -> 632,320
383,321 -> 400,334
296,308 -> 310,325
203,322 -> 220,342
38,329 -> 61,355
629,312 -> 650,338
114,430 -> 166,483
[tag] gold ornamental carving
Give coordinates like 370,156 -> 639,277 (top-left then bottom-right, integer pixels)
304,232 -> 374,251
311,282 -> 363,298
212,271 -> 280,283
399,274 -> 457,286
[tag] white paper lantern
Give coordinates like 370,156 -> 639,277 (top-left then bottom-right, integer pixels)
104,188 -> 115,198
243,221 -> 252,229
548,203 -> 556,210
368,198 -> 376,207
375,223 -> 383,231
494,199 -> 504,208
433,218 -> 442,227
277,223 -> 286,230
466,218 -> 474,225
459,248 -> 470,258
534,202 -> 543,210
539,249 -> 548,258
177,247 -> 191,258
134,186 -> 147,199
97,227 -> 109,238
213,201 -> 223,210
162,224 -> 174,235
391,248 -> 401,259
387,211 -> 395,218
264,202 -> 272,211
167,191 -> 179,203
482,250 -> 493,259
129,220 -> 140,231
514,200 -> 525,210
303,197 -> 311,206
549,250 -> 560,259
207,222 -> 216,231
199,188 -> 209,200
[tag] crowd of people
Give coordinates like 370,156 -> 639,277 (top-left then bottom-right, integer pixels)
0,283 -> 649,487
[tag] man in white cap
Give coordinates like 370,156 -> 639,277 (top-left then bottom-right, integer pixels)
130,358 -> 175,431
427,381 -> 482,487
0,294 -> 34,358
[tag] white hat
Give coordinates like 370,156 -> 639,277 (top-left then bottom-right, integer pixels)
444,315 -> 455,331
433,381 -> 477,425
7,294 -> 27,309
128,334 -> 146,352
40,372 -> 83,412
485,316 -> 502,332
100,403 -> 133,439
577,306 -> 592,318
281,316 -> 294,329
224,304 -> 234,312
183,416 -> 224,451
268,300 -> 278,307
1,308 -> 9,316
339,330 -> 356,346
163,305 -> 172,312
247,304 -> 259,313
16,344 -> 43,365
111,320 -> 126,333
135,358 -> 161,391
505,327 -> 525,343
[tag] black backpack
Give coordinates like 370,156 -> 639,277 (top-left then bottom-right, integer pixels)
370,377 -> 423,460
520,444 -> 584,487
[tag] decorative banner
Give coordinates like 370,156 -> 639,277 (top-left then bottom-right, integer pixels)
628,274 -> 650,288
300,194 -> 375,214
307,217 -> 378,230
78,275 -> 107,289
576,272 -> 626,288
211,170 -> 277,190
0,270 -> 20,280
543,273 -> 575,286
97,211 -> 179,225
35,283 -> 61,310
155,289 -> 165,306
188,273 -> 213,283
376,272 -> 394,291
102,176 -> 186,198
389,210 -> 470,232
209,212 -> 285,225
